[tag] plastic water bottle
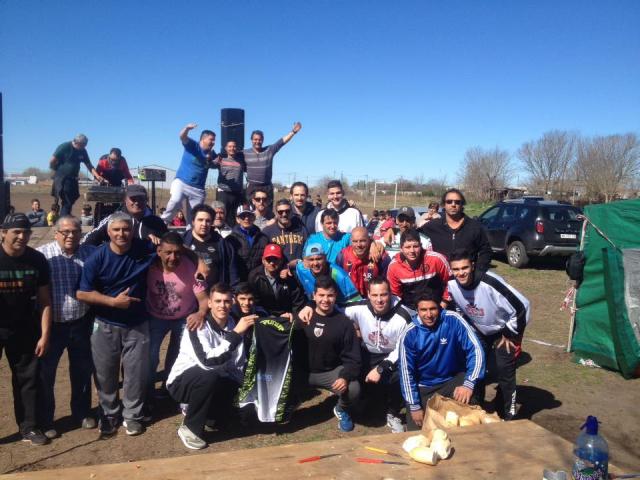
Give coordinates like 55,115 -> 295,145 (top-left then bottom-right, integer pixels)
572,416 -> 609,480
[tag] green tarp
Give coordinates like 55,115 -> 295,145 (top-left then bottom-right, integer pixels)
572,199 -> 640,377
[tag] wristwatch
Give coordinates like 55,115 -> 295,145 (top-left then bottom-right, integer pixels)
376,364 -> 385,375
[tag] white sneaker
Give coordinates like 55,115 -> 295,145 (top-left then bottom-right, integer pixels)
386,413 -> 405,433
178,424 -> 206,450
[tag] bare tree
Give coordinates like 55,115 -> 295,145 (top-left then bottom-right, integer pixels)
459,147 -> 513,201
576,133 -> 640,202
518,130 -> 576,196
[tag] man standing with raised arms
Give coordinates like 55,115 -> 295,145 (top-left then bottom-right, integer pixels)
162,124 -> 217,225
243,122 -> 302,204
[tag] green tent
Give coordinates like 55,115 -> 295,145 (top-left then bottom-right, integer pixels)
572,199 -> 640,378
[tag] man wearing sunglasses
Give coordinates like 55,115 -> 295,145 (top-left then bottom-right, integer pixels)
37,216 -> 98,440
262,199 -> 308,266
419,188 -> 492,274
227,205 -> 269,280
251,188 -> 275,230
82,184 -> 167,247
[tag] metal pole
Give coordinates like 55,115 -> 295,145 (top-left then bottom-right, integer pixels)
373,183 -> 377,209
394,183 -> 398,208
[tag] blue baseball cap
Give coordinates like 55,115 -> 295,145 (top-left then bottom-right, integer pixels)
304,242 -> 325,258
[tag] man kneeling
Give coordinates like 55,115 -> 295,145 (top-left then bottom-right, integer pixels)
295,276 -> 361,432
399,289 -> 485,431
166,283 -> 255,449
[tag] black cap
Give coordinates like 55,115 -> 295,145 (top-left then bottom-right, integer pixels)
126,184 -> 147,198
1,213 -> 31,230
397,206 -> 416,219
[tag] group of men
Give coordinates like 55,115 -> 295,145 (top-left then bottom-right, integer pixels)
0,176 -> 530,450
0,125 -> 530,450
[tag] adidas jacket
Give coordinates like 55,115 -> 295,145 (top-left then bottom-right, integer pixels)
399,309 -> 484,410
345,297 -> 412,369
167,314 -> 246,386
448,271 -> 530,339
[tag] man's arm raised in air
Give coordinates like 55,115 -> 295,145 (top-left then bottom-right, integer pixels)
179,123 -> 198,145
281,122 -> 302,145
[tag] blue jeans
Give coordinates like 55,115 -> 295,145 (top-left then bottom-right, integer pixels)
38,314 -> 94,427
148,316 -> 186,397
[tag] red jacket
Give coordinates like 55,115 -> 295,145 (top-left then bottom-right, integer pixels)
336,245 -> 391,297
386,249 -> 452,310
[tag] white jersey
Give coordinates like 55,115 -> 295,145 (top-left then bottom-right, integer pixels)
448,271 -> 530,338
315,204 -> 364,233
167,315 -> 246,386
344,297 -> 412,365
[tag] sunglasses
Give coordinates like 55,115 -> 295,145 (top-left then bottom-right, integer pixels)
276,209 -> 291,216
238,213 -> 254,220
253,197 -> 268,203
445,199 -> 463,205
264,256 -> 281,263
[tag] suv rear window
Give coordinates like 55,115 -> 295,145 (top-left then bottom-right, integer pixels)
544,206 -> 581,221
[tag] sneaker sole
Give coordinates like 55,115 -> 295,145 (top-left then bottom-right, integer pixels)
123,422 -> 143,436
21,438 -> 48,446
178,429 -> 206,450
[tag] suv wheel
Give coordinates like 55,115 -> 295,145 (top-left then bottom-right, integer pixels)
507,241 -> 529,268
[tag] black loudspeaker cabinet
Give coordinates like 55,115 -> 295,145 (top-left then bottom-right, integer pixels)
221,108 -> 245,151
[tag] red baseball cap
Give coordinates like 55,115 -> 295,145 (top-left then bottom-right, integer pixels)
262,243 -> 284,260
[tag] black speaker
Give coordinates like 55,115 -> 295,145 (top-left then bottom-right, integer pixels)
220,108 -> 245,151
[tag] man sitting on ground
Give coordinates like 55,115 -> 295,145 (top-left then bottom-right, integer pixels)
399,289 -> 484,431
294,276 -> 362,432
166,283 -> 255,450
448,249 -> 530,420
345,277 -> 411,433
337,226 -> 391,297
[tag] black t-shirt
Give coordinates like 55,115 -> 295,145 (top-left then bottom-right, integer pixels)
297,310 -> 361,380
189,235 -> 221,286
0,246 -> 50,339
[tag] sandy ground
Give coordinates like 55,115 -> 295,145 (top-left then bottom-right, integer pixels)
1,186 -> 638,474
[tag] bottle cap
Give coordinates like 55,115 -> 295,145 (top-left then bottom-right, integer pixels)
580,415 -> 599,435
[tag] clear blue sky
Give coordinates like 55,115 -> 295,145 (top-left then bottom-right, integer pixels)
1,0 -> 639,187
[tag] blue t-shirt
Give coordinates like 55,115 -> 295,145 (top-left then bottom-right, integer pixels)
305,231 -> 351,264
175,138 -> 215,189
295,262 -> 361,307
79,239 -> 156,327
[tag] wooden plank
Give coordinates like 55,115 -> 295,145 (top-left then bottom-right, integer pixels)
0,420 -> 625,479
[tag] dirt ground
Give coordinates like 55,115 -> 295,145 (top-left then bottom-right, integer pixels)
1,185 -> 638,474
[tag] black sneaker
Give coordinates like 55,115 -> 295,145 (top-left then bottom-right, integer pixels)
122,419 -> 144,436
21,429 -> 49,446
99,416 -> 119,437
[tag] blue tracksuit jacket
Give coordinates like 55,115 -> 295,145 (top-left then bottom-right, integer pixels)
399,309 -> 485,410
